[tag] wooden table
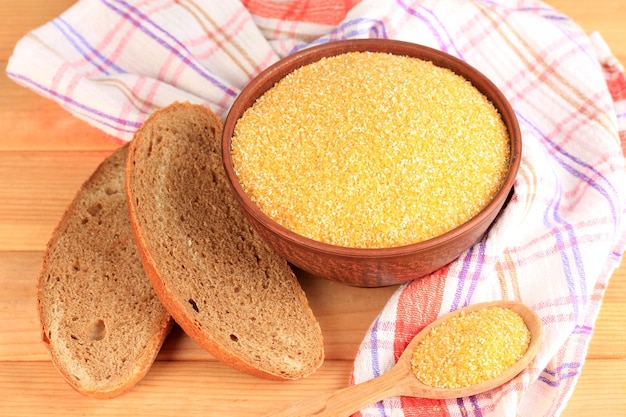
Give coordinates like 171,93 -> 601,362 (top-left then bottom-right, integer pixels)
1,1 -> 624,415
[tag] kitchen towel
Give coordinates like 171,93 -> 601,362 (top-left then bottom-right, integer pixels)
7,1 -> 626,416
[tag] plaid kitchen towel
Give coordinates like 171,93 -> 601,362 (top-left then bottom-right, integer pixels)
7,1 -> 626,416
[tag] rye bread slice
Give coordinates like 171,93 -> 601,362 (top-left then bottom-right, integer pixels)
125,102 -> 324,380
38,144 -> 173,398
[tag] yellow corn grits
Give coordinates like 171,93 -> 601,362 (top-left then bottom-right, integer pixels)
410,307 -> 531,389
231,51 -> 510,248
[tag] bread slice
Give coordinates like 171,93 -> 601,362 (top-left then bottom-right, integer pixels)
125,102 -> 324,380
38,145 -> 173,398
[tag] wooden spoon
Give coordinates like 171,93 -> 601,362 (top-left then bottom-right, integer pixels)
264,300 -> 543,417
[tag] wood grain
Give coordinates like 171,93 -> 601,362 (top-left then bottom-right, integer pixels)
0,361 -> 352,416
1,0 -> 625,416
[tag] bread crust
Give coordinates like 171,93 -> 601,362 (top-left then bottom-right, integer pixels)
126,102 -> 324,380
38,144 -> 173,398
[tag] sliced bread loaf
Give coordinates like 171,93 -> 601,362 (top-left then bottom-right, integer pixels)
38,145 -> 173,398
125,102 -> 324,380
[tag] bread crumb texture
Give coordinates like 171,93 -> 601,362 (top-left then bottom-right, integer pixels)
128,103 -> 323,379
39,146 -> 170,396
232,52 -> 510,248
410,307 -> 531,388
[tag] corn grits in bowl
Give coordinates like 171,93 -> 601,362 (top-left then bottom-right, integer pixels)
222,39 -> 521,287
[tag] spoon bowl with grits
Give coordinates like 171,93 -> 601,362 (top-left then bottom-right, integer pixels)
263,300 -> 543,417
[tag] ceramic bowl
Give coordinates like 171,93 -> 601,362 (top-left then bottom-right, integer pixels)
222,39 -> 521,287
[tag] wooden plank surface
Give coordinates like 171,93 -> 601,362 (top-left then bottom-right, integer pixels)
1,1 -> 625,416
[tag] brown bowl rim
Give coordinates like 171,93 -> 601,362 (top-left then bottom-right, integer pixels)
222,39 -> 521,258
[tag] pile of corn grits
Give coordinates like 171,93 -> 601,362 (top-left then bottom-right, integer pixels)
231,51 -> 510,249
410,307 -> 531,389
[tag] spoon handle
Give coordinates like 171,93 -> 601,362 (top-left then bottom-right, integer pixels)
263,368 -> 412,417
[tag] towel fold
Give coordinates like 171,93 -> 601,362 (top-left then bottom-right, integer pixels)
7,1 -> 626,416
